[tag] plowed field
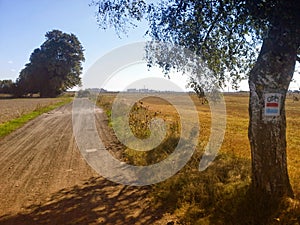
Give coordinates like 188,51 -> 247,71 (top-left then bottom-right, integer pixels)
0,98 -> 63,124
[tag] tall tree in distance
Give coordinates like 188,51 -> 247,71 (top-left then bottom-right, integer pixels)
16,30 -> 84,97
91,0 -> 300,200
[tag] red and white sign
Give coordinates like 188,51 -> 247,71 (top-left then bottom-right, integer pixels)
264,93 -> 282,116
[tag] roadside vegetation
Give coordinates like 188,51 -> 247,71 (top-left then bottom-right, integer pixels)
0,96 -> 72,138
96,92 -> 300,225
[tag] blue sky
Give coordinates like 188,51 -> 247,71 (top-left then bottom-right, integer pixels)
0,0 -> 148,84
0,0 -> 194,91
0,0 -> 299,91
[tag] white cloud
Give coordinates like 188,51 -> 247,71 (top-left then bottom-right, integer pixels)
8,60 -> 13,64
10,69 -> 16,72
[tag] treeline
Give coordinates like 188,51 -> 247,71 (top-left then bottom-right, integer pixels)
0,30 -> 84,98
0,80 -> 15,94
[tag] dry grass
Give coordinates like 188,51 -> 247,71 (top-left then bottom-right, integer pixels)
189,93 -> 299,198
97,92 -> 298,162
96,92 -> 300,224
286,94 -> 300,199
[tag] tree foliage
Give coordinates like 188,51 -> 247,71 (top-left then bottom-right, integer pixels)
0,79 -> 14,94
92,0 -> 300,202
91,0 -> 299,88
15,30 -> 85,97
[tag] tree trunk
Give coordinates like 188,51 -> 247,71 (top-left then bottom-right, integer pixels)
248,23 -> 298,198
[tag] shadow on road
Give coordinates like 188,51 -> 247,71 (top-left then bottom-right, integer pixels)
0,177 -> 162,225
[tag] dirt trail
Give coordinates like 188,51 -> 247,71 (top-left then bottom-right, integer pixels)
0,101 -> 173,225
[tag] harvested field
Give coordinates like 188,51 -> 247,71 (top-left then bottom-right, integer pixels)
97,92 -> 300,198
0,98 -> 63,124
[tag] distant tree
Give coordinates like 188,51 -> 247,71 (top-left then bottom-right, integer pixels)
187,77 -> 207,104
92,0 -> 300,202
77,89 -> 91,98
0,79 -> 14,94
15,30 -> 85,97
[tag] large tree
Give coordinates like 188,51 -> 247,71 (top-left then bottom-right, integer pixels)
91,0 -> 300,199
16,30 -> 84,97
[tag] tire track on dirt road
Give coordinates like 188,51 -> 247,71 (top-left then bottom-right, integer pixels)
0,103 -> 96,215
0,101 -> 174,225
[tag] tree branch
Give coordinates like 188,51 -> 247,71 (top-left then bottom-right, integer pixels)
201,0 -> 224,46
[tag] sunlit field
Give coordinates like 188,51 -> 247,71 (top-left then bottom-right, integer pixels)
136,92 -> 299,193
96,92 -> 300,224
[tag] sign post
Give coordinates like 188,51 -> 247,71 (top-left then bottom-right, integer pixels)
264,93 -> 282,117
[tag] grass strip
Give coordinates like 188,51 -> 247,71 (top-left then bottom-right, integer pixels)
0,98 -> 72,138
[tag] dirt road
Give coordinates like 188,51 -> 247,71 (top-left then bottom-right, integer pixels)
0,101 -> 173,225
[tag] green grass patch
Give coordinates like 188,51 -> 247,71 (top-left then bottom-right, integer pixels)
0,98 -> 72,138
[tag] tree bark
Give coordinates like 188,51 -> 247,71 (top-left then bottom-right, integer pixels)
248,23 -> 298,198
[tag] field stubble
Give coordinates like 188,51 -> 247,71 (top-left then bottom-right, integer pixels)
0,98 -> 63,124
96,92 -> 300,225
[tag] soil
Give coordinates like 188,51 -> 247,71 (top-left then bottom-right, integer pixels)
0,98 -> 63,124
0,101 -> 178,225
